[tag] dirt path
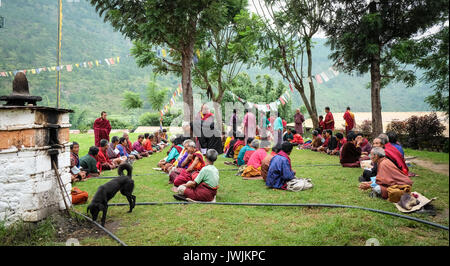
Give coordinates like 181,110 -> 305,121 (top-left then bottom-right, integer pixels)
409,158 -> 449,176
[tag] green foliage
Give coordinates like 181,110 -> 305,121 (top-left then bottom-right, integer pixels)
0,218 -> 56,246
139,110 -> 182,127
121,90 -> 143,110
146,74 -> 169,111
108,117 -> 132,130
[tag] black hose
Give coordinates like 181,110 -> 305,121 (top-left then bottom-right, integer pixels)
107,201 -> 449,231
71,210 -> 128,246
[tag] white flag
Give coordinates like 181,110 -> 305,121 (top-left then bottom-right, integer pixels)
321,72 -> 329,82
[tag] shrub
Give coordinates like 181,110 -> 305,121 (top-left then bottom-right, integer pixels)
404,113 -> 445,149
139,111 -> 182,126
108,118 -> 132,130
356,120 -> 372,137
386,120 -> 407,136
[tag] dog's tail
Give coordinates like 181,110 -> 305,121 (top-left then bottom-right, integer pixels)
118,163 -> 133,177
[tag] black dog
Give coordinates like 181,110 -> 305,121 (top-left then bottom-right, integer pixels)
87,163 -> 136,226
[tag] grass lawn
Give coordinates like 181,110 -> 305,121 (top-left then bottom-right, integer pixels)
67,133 -> 448,246
404,148 -> 449,165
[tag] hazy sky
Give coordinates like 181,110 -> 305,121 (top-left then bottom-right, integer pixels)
247,0 -> 447,39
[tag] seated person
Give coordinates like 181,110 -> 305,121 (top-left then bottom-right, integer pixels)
310,130 -> 323,151
282,128 -> 294,142
359,147 -> 413,199
98,139 -> 122,170
79,146 -> 101,177
317,130 -> 337,153
356,133 -> 372,155
132,135 -> 150,157
167,139 -> 192,172
266,142 -> 297,190
158,136 -> 184,172
290,130 -> 304,145
174,149 -> 219,202
106,136 -> 127,163
123,133 -> 142,159
261,144 -> 282,181
70,141 -> 87,182
242,140 -> 270,178
226,135 -> 245,164
378,133 -> 409,175
172,141 -> 206,187
387,131 -> 404,157
143,133 -> 154,154
223,130 -> 233,154
237,137 -> 255,166
330,133 -> 346,156
243,139 -> 260,166
340,132 -> 363,167
318,116 -> 325,134
152,131 -> 162,151
117,137 -> 136,161
160,129 -> 169,144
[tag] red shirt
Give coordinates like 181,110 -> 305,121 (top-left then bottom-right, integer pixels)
97,148 -> 111,165
291,134 -> 304,144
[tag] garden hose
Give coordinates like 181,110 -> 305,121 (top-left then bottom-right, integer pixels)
71,210 -> 128,246
107,201 -> 449,231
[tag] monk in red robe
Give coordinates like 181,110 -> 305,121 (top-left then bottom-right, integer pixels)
323,106 -> 334,131
93,111 -> 111,147
343,106 -> 355,135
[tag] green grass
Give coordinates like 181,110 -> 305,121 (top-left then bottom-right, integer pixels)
0,218 -> 56,246
404,148 -> 449,164
69,134 -> 449,246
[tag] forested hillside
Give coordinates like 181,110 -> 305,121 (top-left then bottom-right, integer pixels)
0,0 -> 435,127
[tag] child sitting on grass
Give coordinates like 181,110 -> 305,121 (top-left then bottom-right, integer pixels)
174,149 -> 219,202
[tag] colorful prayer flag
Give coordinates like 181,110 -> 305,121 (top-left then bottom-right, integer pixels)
109,58 -> 115,65
66,65 -> 73,72
162,49 -> 166,57
321,72 -> 329,82
289,83 -> 294,92
315,74 -> 323,84
330,67 -> 339,76
117,57 -> 120,63
279,96 -> 285,105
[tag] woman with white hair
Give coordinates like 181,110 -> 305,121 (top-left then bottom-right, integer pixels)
359,147 -> 413,199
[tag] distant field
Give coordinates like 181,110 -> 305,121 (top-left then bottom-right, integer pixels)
66,134 -> 449,246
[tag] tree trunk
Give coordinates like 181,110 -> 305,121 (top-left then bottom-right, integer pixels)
370,50 -> 383,138
306,40 -> 319,129
181,49 -> 194,137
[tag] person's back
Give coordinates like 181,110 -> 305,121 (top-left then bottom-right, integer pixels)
247,148 -> 268,169
266,154 -> 294,189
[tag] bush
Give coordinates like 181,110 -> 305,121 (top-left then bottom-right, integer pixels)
139,111 -> 182,127
386,120 -> 407,136
356,120 -> 372,137
404,113 -> 446,150
109,118 -> 132,129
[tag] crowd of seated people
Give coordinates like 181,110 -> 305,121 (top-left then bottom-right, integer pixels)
70,131 -> 165,184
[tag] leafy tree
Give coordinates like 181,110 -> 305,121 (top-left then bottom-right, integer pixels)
146,74 -> 169,112
192,5 -> 257,130
413,26 -> 449,115
89,0 -> 243,131
121,90 -> 143,110
324,0 -> 448,136
235,0 -> 330,128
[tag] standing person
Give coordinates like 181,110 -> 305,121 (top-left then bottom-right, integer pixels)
93,111 -> 112,147
324,107 -> 334,131
294,109 -> 305,136
273,113 -> 284,146
197,104 -> 215,154
260,112 -> 271,139
229,109 -> 238,139
343,107 -> 355,135
243,109 -> 256,144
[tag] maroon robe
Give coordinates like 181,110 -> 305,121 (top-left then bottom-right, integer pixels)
93,118 -> 111,147
294,113 -> 305,134
385,143 -> 409,175
324,112 -> 334,130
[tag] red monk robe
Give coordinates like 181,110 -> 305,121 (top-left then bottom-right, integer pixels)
343,111 -> 355,134
384,142 -> 409,175
324,112 -> 334,131
93,118 -> 111,147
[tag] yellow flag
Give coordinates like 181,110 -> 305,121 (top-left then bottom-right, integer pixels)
116,56 -> 120,63
196,49 -> 200,57
75,64 -> 79,68
31,69 -> 36,74
162,49 -> 166,57
95,60 -> 99,66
